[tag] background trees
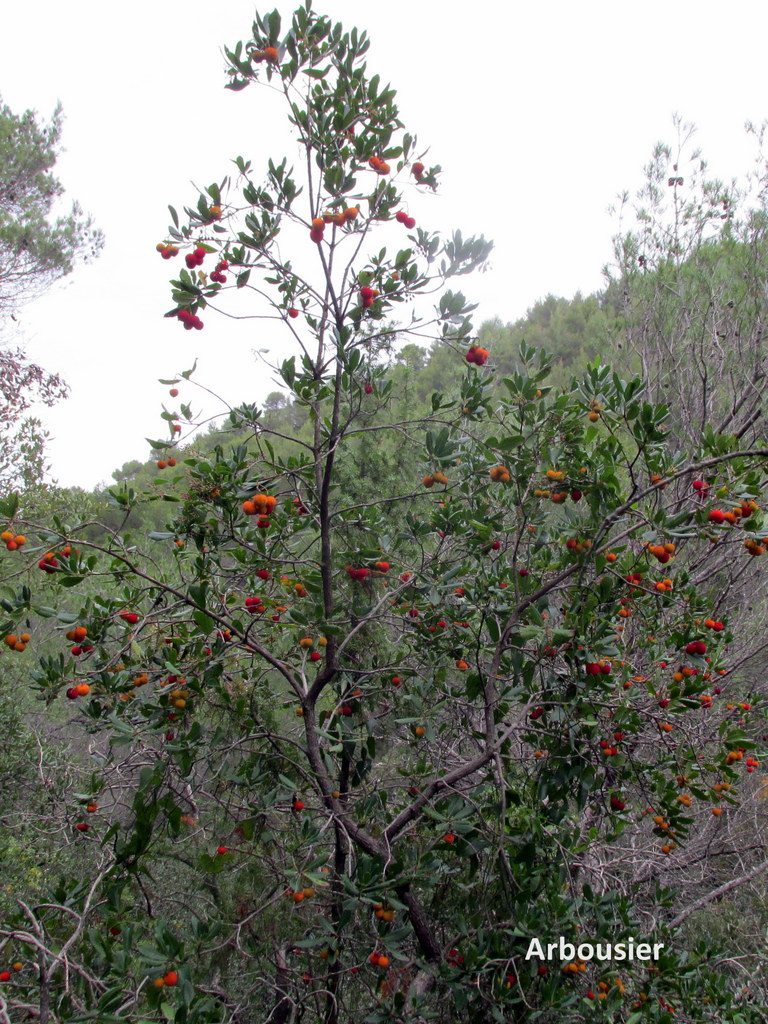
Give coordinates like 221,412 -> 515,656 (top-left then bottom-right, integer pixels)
0,97 -> 101,321
0,96 -> 102,488
2,9 -> 768,1024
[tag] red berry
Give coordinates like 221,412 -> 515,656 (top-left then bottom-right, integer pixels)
217,846 -> 228,855
288,308 -> 299,318
309,651 -> 322,662
293,800 -> 305,811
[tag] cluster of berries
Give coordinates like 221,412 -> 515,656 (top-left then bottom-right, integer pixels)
585,661 -> 612,676
210,259 -> 229,284
0,530 -> 26,550
66,684 -> 91,700
242,493 -> 277,516
647,542 -> 675,564
395,210 -> 416,229
156,242 -> 179,259
489,465 -> 511,483
38,545 -> 74,573
177,309 -> 204,330
346,566 -> 370,581
600,738 -> 620,756
422,472 -> 449,487
368,156 -> 390,174
66,626 -> 93,657
245,596 -> 264,615
252,46 -> 279,63
360,286 -> 380,309
685,640 -> 707,656
242,493 -> 277,529
4,632 -> 30,652
703,618 -> 725,631
185,246 -> 207,269
465,345 -> 489,365
412,162 -> 425,181
323,207 -> 359,226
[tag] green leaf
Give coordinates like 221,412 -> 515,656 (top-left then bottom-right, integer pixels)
0,493 -> 19,518
192,610 -> 214,634
518,625 -> 544,642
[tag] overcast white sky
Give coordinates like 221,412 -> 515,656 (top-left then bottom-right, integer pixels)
3,0 -> 767,490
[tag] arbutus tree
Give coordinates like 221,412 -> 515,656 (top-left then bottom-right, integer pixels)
2,6 -> 768,1023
